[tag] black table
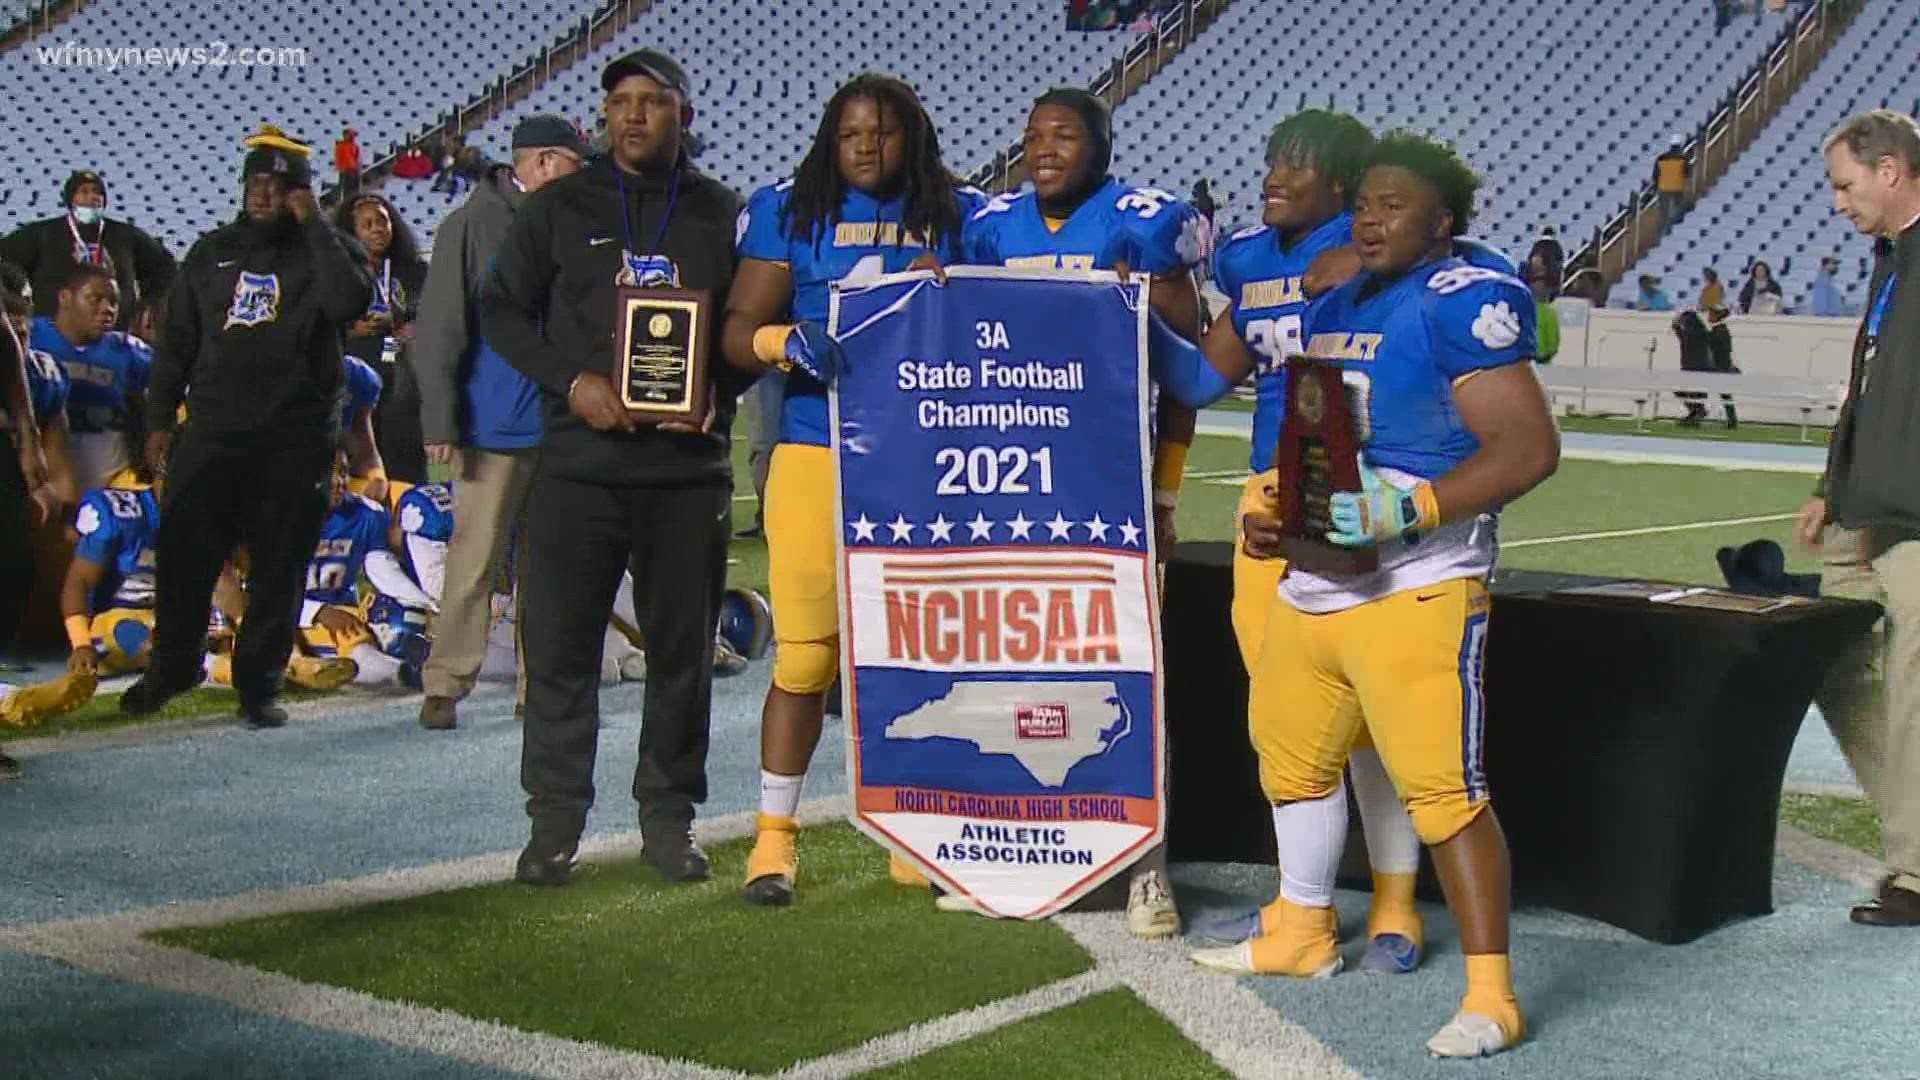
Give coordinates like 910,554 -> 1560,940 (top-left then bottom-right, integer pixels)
1162,542 -> 1881,944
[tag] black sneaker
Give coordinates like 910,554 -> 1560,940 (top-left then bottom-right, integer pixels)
515,832 -> 579,887
237,698 -> 288,729
640,804 -> 710,882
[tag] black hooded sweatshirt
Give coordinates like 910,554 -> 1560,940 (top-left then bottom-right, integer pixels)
146,210 -> 371,442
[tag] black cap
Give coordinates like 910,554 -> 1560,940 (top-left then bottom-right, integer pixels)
241,145 -> 313,190
62,169 -> 107,206
600,48 -> 690,101
511,114 -> 590,157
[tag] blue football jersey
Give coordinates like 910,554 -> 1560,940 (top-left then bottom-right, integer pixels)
23,346 -> 70,428
1283,256 -> 1537,612
959,176 -> 1204,275
342,354 -> 383,431
30,318 -> 150,434
306,494 -> 391,607
396,482 -> 454,544
72,486 -> 160,611
737,179 -> 984,447
1213,213 -> 1354,472
1454,237 -> 1518,275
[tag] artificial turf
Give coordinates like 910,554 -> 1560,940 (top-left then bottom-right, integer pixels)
156,822 -> 1095,1074
863,988 -> 1232,1080
1780,793 -> 1883,858
0,685 -> 326,742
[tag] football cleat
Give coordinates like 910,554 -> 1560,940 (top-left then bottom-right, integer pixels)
1191,899 -> 1340,977
888,853 -> 931,889
743,813 -> 799,906
285,656 -> 357,691
1127,867 -> 1180,939
1426,1010 -> 1521,1058
1190,909 -> 1266,946
0,670 -> 98,728
1360,932 -> 1424,975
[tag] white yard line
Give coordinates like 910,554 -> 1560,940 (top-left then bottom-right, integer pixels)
1502,512 -> 1798,549
1053,913 -> 1364,1080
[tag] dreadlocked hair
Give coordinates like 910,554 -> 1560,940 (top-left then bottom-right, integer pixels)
782,74 -> 965,254
1265,110 -> 1375,207
1364,131 -> 1481,236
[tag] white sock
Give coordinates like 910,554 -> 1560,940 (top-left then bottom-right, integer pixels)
760,770 -> 804,818
348,643 -> 402,685
1349,748 -> 1421,874
1273,783 -> 1348,908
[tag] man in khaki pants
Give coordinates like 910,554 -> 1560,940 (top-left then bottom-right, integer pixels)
412,116 -> 588,730
1798,109 -> 1920,927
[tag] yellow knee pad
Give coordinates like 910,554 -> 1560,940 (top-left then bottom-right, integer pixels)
773,639 -> 839,696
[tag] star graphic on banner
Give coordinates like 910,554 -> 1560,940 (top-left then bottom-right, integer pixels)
927,514 -> 955,543
1045,512 -> 1074,541
966,512 -> 995,541
1118,518 -> 1143,547
1083,513 -> 1111,542
887,514 -> 917,543
1007,511 -> 1035,540
850,514 -> 878,543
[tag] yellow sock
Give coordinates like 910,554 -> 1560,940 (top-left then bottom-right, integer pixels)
1462,953 -> 1524,1043
1367,870 -> 1424,947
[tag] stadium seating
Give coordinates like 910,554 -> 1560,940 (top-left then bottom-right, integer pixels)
1106,0 -> 1782,268
1607,0 -> 1920,313
0,0 -> 603,250
382,0 -> 1122,244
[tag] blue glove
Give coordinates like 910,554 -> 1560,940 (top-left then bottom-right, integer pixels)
784,321 -> 846,385
1326,456 -> 1440,549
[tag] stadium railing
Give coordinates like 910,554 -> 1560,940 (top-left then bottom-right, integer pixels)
969,0 -> 1233,193
1561,0 -> 1865,302
355,0 -> 654,193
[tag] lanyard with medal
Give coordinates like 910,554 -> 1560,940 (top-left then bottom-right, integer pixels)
610,161 -> 712,424
370,258 -> 402,365
1861,272 -> 1898,396
66,213 -> 106,269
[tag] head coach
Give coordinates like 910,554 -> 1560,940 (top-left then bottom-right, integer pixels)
126,137 -> 373,729
1798,109 -> 1920,928
480,48 -> 748,887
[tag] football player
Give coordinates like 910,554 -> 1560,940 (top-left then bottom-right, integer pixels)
2,262 -> 78,527
342,354 -> 388,504
721,74 -> 982,907
30,263 -> 150,492
1187,134 -> 1558,1058
948,87 -> 1206,937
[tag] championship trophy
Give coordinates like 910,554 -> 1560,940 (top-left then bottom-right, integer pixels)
1273,356 -> 1379,575
613,286 -> 712,423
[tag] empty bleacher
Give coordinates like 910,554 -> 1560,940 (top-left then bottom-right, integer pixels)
0,0 -> 602,249
384,0 -> 1123,244
1107,0 -> 1782,267
1608,0 -> 1919,313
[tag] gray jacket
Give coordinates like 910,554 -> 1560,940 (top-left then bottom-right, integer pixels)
1824,217 -> 1920,532
414,164 -> 525,446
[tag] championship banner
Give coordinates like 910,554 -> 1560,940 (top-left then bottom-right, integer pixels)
830,267 -> 1163,919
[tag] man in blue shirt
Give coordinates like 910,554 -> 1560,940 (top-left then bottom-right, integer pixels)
412,115 -> 587,731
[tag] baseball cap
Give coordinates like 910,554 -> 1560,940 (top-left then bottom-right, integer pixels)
511,114 -> 590,158
600,48 -> 691,101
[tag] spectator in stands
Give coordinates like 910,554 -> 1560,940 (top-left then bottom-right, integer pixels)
432,133 -> 465,194
1527,225 -> 1563,297
1655,136 -> 1689,229
332,194 -> 429,484
1698,266 -> 1726,310
0,170 -> 175,325
334,128 -> 362,199
1714,0 -> 1735,31
412,114 -> 588,732
1811,255 -> 1851,316
1801,108 -> 1920,929
1634,273 -> 1674,311
1739,259 -> 1784,314
32,264 -> 150,492
392,146 -> 434,181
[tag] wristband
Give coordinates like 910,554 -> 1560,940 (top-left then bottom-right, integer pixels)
65,614 -> 93,651
1411,481 -> 1441,530
754,323 -> 796,367
1151,440 -> 1189,495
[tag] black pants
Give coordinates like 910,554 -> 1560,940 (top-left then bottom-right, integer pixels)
374,359 -> 428,484
519,471 -> 729,835
148,427 -> 333,703
0,447 -> 31,653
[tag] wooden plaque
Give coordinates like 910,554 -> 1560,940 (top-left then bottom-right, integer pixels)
1274,356 -> 1379,575
614,286 -> 712,423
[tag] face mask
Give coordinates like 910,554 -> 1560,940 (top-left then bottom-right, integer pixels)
71,205 -> 103,226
